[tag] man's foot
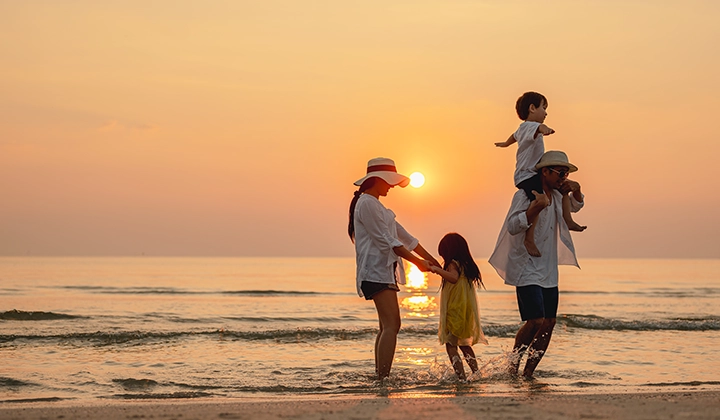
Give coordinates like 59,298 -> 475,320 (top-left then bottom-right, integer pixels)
524,238 -> 542,257
567,221 -> 587,232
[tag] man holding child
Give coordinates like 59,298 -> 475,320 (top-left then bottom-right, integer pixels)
489,150 -> 584,378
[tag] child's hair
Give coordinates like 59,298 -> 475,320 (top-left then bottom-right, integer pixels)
438,233 -> 483,288
515,91 -> 547,120
348,177 -> 378,243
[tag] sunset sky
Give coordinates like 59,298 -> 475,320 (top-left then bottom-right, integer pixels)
1,0 -> 719,258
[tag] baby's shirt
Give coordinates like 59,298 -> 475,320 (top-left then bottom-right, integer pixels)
513,121 -> 543,186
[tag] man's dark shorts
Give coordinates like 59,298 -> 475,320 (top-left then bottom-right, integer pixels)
516,285 -> 559,320
516,173 -> 543,202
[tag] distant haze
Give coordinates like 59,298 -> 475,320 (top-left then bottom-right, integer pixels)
1,1 -> 719,258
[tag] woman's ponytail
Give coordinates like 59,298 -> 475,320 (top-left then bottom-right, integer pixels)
348,178 -> 377,242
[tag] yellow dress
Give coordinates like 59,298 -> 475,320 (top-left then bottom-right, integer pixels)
439,263 -> 488,346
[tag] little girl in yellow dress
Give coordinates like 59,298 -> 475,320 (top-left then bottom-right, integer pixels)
431,233 -> 488,380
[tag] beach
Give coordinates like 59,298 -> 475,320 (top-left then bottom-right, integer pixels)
2,392 -> 720,419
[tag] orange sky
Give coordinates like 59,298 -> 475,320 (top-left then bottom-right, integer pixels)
1,1 -> 719,258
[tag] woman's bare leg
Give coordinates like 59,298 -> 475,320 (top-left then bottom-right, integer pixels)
374,321 -> 383,375
372,289 -> 401,380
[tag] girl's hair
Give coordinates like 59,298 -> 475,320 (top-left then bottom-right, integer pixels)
438,233 -> 483,288
515,91 -> 547,121
348,177 -> 378,243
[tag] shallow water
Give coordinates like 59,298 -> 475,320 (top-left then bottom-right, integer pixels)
1,257 -> 719,402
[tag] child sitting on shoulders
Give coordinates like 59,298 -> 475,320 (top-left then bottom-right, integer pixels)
495,91 -> 586,257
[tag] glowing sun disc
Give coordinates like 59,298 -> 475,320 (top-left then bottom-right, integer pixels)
409,172 -> 425,188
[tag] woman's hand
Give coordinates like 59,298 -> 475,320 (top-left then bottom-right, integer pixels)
416,259 -> 433,272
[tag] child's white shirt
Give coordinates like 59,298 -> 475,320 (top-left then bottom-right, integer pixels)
513,121 -> 543,186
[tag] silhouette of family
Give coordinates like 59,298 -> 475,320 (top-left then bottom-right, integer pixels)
348,92 -> 585,380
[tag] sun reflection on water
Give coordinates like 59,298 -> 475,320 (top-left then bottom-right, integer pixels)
405,263 -> 428,290
399,347 -> 434,366
400,295 -> 436,318
401,262 -> 436,318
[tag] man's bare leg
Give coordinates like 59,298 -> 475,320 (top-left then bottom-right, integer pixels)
523,318 -> 557,378
508,318 -> 543,375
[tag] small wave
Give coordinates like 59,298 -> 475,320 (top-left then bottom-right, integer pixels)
0,331 -> 191,345
109,391 -> 215,399
0,377 -> 37,388
0,324 -> 527,345
560,314 -> 720,331
223,290 -> 325,296
401,324 -> 518,338
567,381 -> 609,388
113,378 -> 159,390
644,380 -> 720,387
0,397 -> 68,404
60,286 -> 201,295
221,327 -> 378,341
231,385 -> 333,394
562,288 -> 720,297
538,369 -> 621,381
0,328 -> 375,345
222,315 -> 361,323
56,286 -> 330,296
0,310 -> 81,321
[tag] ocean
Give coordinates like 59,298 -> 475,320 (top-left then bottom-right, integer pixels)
1,257 -> 719,403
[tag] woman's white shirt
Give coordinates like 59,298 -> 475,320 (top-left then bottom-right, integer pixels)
354,194 -> 418,297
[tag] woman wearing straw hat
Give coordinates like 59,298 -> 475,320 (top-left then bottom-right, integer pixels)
348,157 -> 440,380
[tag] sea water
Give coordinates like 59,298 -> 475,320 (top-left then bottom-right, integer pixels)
1,257 -> 719,402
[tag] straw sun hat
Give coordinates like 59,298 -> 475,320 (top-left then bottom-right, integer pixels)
354,157 -> 410,187
535,150 -> 578,172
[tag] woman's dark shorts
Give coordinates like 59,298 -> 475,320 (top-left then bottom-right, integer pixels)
516,173 -> 543,202
361,281 -> 399,300
516,285 -> 559,320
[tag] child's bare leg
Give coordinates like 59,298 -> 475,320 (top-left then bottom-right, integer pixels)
562,194 -> 586,232
459,346 -> 478,373
446,343 -> 466,380
524,216 -> 541,257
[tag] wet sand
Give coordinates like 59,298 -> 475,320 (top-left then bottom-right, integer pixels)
1,391 -> 719,420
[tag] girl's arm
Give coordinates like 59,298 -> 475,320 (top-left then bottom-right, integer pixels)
430,261 -> 460,284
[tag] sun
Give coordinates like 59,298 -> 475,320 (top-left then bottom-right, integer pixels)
409,172 -> 425,188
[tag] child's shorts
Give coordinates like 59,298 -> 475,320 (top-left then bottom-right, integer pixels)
516,173 -> 542,202
516,285 -> 559,320
361,281 -> 399,300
